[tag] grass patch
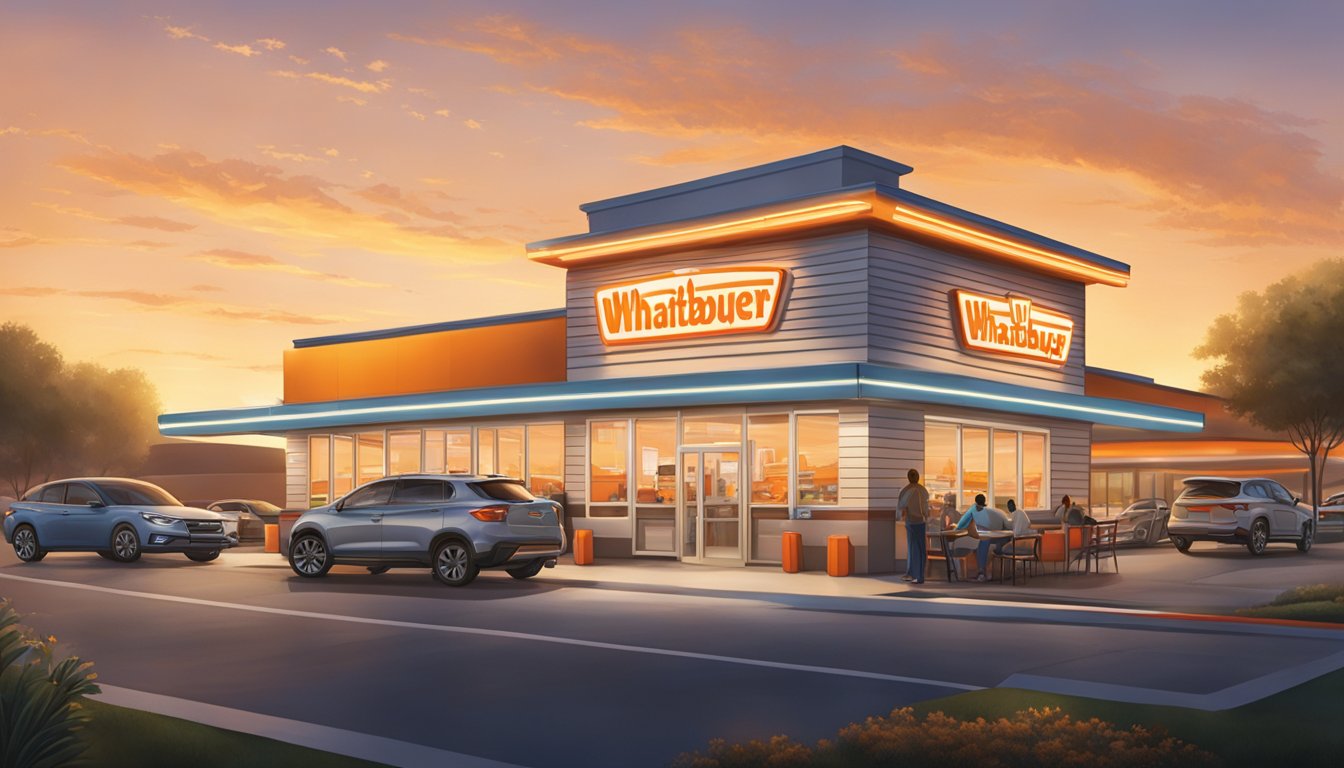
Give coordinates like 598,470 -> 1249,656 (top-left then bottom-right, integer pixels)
1234,583 -> 1344,623
78,700 -> 390,768
675,666 -> 1344,767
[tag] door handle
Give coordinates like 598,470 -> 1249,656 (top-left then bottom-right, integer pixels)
371,516 -> 383,522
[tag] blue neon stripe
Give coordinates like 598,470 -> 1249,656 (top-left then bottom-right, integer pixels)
158,363 -> 1203,437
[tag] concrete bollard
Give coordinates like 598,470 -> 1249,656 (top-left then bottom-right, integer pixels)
826,534 -> 853,577
782,531 -> 803,573
263,524 -> 280,554
573,529 -> 594,565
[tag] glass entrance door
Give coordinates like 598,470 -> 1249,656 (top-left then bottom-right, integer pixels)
680,448 -> 742,564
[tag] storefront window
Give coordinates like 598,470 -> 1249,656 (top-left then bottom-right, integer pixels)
308,435 -> 330,507
497,426 -> 524,479
796,413 -> 838,505
634,419 -> 676,505
446,430 -> 470,474
748,414 -> 789,505
388,431 -> 421,475
333,435 -> 354,498
358,433 -> 384,485
960,427 -> 989,509
1022,433 -> 1045,508
925,422 -> 957,518
477,428 -> 496,475
993,430 -> 1019,509
424,430 -> 445,474
527,424 -> 565,497
590,419 -> 629,516
683,414 -> 741,445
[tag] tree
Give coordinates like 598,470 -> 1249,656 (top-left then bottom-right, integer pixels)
0,323 -> 161,498
1195,259 -> 1344,524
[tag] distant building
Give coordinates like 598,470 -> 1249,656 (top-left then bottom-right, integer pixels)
1087,368 -> 1344,513
138,440 -> 285,508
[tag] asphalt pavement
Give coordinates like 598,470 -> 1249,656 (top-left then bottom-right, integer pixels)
2,543 -> 1343,768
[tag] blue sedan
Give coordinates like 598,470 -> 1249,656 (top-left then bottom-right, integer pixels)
3,478 -> 236,563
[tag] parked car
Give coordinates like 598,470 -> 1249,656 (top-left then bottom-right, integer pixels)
1114,498 -> 1171,546
3,478 -> 236,563
1168,477 -> 1314,555
206,499 -> 281,541
288,475 -> 565,586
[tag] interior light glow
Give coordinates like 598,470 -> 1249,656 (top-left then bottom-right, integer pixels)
527,200 -> 873,264
891,205 -> 1130,287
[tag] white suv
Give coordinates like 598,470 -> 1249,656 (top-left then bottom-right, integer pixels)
1169,477 -> 1314,555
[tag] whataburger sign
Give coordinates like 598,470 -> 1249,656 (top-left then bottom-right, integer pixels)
595,267 -> 788,345
953,289 -> 1075,365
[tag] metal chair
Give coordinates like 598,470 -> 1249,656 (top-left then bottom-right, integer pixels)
998,534 -> 1042,585
1086,520 -> 1120,573
927,529 -> 961,582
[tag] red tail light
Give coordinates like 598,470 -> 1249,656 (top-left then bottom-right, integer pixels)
1219,503 -> 1248,512
470,505 -> 509,522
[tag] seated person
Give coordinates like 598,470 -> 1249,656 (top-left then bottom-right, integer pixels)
1007,499 -> 1032,536
1053,494 -> 1088,526
953,493 -> 1009,582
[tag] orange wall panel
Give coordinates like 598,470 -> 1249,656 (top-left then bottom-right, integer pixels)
283,317 -> 567,404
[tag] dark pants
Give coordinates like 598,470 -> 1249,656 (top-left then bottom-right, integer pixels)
906,522 -> 927,582
976,538 -> 1007,575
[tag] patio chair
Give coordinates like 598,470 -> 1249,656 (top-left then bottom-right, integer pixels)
1065,524 -> 1093,574
1086,520 -> 1120,574
997,534 -> 1042,585
926,528 -> 961,582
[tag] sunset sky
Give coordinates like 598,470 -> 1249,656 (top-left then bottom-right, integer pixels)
3,1 -> 1342,445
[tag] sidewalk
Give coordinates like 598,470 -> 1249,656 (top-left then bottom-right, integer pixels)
232,538 -> 1344,633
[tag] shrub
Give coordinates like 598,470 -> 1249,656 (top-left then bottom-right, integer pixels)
672,707 -> 1218,768
0,599 -> 101,768
1269,584 -> 1344,606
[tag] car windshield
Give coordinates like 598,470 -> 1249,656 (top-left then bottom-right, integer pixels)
98,481 -> 181,507
471,480 -> 535,502
1178,480 -> 1241,500
250,501 -> 282,514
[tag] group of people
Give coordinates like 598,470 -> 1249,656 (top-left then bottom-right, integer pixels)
897,469 -> 1083,583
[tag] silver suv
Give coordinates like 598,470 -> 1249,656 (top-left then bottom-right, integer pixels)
1169,476 -> 1314,555
288,475 -> 565,586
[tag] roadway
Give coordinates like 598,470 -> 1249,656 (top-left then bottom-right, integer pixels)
3,547 -> 1342,767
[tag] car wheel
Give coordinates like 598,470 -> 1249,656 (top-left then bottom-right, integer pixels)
12,525 -> 46,562
507,559 -> 545,580
289,535 -> 332,578
185,550 -> 220,563
433,539 -> 479,586
1247,518 -> 1269,556
1170,535 -> 1192,553
367,565 -> 390,575
1297,522 -> 1314,553
111,525 -> 142,562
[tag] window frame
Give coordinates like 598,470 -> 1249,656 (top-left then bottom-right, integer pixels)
924,417 -> 1051,512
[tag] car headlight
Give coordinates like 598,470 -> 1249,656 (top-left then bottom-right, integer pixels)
140,512 -> 179,526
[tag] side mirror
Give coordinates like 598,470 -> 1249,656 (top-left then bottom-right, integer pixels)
87,500 -> 105,509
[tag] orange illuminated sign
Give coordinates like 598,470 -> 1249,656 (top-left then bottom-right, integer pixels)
595,267 -> 788,345
953,290 -> 1074,365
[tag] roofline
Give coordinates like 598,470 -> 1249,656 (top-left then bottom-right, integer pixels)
292,309 -> 566,349
527,184 -> 1130,286
1085,366 -> 1223,400
158,363 -> 1202,436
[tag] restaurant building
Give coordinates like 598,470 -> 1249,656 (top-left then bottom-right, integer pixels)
159,147 -> 1204,573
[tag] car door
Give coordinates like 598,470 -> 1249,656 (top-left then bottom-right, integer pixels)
382,479 -> 450,558
326,480 -> 395,557
1242,483 -> 1272,529
30,484 -> 73,545
56,482 -> 112,548
1265,482 -> 1303,534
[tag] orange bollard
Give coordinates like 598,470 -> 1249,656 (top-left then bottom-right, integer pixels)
781,531 -> 803,573
573,529 -> 594,565
263,523 -> 280,554
826,534 -> 852,577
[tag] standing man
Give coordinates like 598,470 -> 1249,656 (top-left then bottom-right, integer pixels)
898,469 -> 931,584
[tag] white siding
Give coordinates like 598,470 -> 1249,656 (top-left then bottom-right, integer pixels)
1050,421 -> 1092,505
285,434 -> 307,509
566,231 -> 869,380
867,405 -> 926,511
867,232 -> 1085,394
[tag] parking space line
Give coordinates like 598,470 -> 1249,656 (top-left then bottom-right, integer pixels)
0,572 -> 983,691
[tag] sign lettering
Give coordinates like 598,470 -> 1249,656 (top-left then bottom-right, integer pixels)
595,267 -> 788,345
953,290 -> 1074,365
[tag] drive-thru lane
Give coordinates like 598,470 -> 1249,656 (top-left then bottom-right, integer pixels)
3,551 -> 1343,768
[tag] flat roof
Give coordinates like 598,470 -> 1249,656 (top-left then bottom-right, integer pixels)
292,308 -> 566,349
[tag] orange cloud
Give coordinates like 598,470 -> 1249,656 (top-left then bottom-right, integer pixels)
214,42 -> 259,57
197,248 -> 394,288
257,38 -> 286,51
271,69 -> 391,94
367,59 -> 389,72
325,46 -> 348,61
0,285 -> 346,325
355,184 -> 465,224
57,148 -> 512,260
117,215 -> 196,232
164,25 -> 207,42
395,19 -> 1344,245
